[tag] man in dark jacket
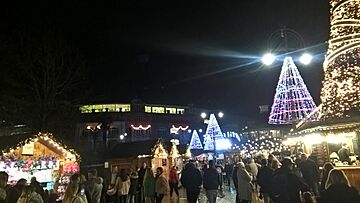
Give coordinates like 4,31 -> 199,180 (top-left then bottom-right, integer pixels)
299,153 -> 320,196
30,177 -> 46,202
180,162 -> 202,203
232,164 -> 239,203
203,160 -> 220,203
257,159 -> 274,203
270,158 -> 309,203
7,179 -> 26,203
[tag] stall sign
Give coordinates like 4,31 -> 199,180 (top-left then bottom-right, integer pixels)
22,141 -> 35,155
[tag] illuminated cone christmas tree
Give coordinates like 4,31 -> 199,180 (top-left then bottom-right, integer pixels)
203,114 -> 223,150
320,0 -> 360,119
189,130 -> 203,150
269,57 -> 317,124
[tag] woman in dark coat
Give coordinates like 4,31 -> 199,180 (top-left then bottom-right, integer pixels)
321,169 -> 360,203
320,162 -> 334,195
128,172 -> 139,203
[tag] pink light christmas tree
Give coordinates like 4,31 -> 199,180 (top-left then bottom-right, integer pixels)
269,57 -> 317,124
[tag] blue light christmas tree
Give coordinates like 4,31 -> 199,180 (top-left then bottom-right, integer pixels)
203,114 -> 224,150
269,57 -> 317,124
189,130 -> 203,150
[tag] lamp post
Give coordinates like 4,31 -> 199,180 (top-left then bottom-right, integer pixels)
87,124 -> 101,151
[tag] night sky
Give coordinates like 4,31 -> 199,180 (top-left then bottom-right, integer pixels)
2,0 -> 330,121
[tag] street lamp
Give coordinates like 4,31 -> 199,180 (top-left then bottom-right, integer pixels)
261,53 -> 276,66
299,53 -> 313,65
201,112 -> 207,119
218,112 -> 224,118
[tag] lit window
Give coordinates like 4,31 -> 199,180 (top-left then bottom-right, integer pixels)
152,107 -> 165,114
176,109 -> 185,114
165,108 -> 177,114
145,106 -> 152,113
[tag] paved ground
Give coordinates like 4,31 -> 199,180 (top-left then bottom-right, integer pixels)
163,186 -> 263,203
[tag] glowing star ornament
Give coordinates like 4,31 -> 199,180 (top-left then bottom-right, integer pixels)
320,0 -> 360,119
269,57 -> 317,124
189,130 -> 203,150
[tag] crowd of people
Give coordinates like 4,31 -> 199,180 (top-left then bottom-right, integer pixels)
1,154 -> 360,203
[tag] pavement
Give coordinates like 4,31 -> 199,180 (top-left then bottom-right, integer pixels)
162,186 -> 239,203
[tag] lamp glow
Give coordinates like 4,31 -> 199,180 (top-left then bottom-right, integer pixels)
201,112 -> 207,118
262,53 -> 276,65
218,112 -> 224,118
299,53 -> 313,65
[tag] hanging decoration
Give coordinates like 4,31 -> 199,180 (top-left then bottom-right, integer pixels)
269,57 -> 317,124
320,0 -> 360,119
189,130 -> 203,150
131,124 -> 151,131
170,125 -> 189,134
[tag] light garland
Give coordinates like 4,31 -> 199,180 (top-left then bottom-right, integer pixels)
170,125 -> 189,134
269,57 -> 317,124
320,0 -> 360,119
131,124 -> 151,131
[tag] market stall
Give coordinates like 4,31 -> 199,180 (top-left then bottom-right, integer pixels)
0,132 -> 80,192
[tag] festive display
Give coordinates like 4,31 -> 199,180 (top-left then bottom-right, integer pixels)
320,0 -> 360,119
203,114 -> 224,150
130,124 -> 151,130
152,139 -> 168,158
240,135 -> 287,155
269,57 -> 317,124
184,145 -> 192,159
169,141 -> 180,158
189,130 -> 203,150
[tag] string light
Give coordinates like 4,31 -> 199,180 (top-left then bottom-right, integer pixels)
131,124 -> 151,130
269,57 -> 317,124
320,0 -> 360,118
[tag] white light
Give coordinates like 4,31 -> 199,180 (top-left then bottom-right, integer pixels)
188,129 -> 192,133
215,139 -> 232,151
120,135 -> 125,140
299,53 -> 312,65
201,112 -> 207,118
218,112 -> 224,118
86,126 -> 91,130
261,53 -> 276,65
199,129 -> 203,133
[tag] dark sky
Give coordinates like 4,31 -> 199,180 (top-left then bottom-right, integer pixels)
2,0 -> 330,121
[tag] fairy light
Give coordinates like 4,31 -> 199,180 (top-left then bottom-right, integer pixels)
269,57 -> 317,124
131,124 -> 151,130
320,0 -> 360,118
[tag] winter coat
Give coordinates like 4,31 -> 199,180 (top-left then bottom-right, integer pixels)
0,188 -> 6,203
257,166 -> 274,194
62,194 -> 87,203
168,169 -> 179,184
321,184 -> 360,203
270,167 -> 309,203
128,174 -> 139,195
237,168 -> 253,201
88,177 -> 103,203
155,174 -> 169,195
246,162 -> 259,180
143,176 -> 155,197
299,159 -> 320,185
117,177 -> 130,196
180,163 -> 202,190
232,166 -> 238,189
17,192 -> 44,203
7,185 -> 24,203
203,168 -> 220,190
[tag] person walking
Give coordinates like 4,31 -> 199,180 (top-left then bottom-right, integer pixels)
30,177 -> 46,202
168,166 -> 179,198
63,182 -> 87,203
299,154 -> 320,197
7,179 -> 27,203
257,159 -> 274,203
17,185 -> 44,203
321,169 -> 360,203
320,162 -> 334,196
143,168 -> 155,203
270,157 -> 309,203
128,171 -> 139,203
87,169 -> 103,203
237,162 -> 253,203
155,167 -> 169,203
232,163 -> 240,203
180,162 -> 202,203
117,169 -> 131,203
203,160 -> 220,203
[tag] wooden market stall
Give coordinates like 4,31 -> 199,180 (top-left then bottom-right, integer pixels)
0,132 -> 80,193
